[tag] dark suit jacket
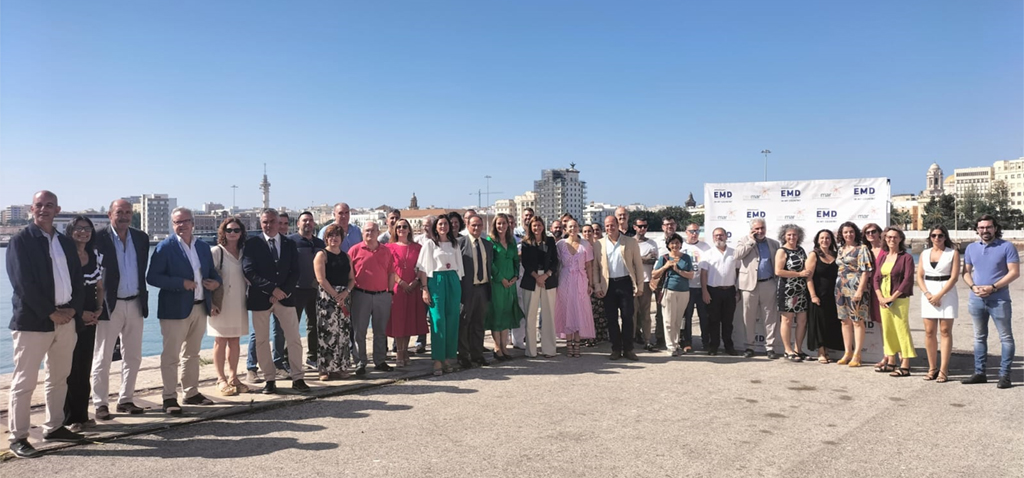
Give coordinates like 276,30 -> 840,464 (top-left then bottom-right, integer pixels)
95,226 -> 150,319
242,234 -> 300,310
519,236 -> 559,291
146,236 -> 220,320
6,223 -> 85,331
458,235 -> 495,299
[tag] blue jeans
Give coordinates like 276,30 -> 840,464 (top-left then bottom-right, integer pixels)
968,296 -> 1014,377
247,313 -> 288,372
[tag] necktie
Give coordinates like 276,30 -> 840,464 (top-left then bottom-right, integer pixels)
475,238 -> 484,282
269,238 -> 279,262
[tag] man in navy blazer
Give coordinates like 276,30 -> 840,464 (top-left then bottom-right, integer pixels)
146,207 -> 220,414
243,208 -> 309,394
90,198 -> 150,419
6,190 -> 86,458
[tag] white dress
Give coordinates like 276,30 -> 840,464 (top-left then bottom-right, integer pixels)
208,245 -> 249,337
920,247 -> 958,319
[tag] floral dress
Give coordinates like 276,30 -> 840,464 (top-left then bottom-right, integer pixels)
316,249 -> 352,374
834,244 -> 873,322
776,246 -> 809,313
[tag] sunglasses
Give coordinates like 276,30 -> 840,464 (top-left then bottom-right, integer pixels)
930,233 -> 944,238
686,229 -> 699,234
864,229 -> 880,234
396,225 -> 409,230
635,224 -> 648,229
225,228 -> 242,233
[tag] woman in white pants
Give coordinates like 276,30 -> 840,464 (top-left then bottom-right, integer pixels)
519,216 -> 559,358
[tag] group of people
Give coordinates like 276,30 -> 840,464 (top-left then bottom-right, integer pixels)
5,191 -> 1020,459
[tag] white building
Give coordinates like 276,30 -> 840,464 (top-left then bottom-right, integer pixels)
513,191 -> 537,226
493,198 -> 516,221
993,157 -> 1024,210
140,194 -> 177,239
533,166 -> 586,223
53,212 -> 111,233
925,163 -> 944,197
953,166 -> 994,196
582,202 -> 617,226
1,204 -> 30,224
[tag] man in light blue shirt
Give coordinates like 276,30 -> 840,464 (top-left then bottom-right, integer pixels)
734,218 -> 781,359
319,202 -> 362,253
961,215 -> 1020,389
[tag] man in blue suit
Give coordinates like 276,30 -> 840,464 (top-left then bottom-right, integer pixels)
243,208 -> 309,394
147,207 -> 221,414
6,191 -> 85,458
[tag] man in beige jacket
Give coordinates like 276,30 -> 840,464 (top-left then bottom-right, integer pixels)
734,218 -> 781,359
594,216 -> 645,360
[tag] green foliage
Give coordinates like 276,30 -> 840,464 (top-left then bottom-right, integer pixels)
921,194 -> 955,231
890,204 -> 912,229
628,207 -> 692,232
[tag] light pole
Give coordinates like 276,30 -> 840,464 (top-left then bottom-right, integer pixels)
761,149 -> 771,181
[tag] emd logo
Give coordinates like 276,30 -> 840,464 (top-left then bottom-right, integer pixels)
746,209 -> 766,218
816,209 -> 838,218
780,189 -> 801,198
853,187 -> 875,196
713,190 -> 733,199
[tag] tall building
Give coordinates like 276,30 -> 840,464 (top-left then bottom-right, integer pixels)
925,163 -> 944,197
993,157 -> 1024,210
953,166 -> 994,196
1,204 -> 30,225
533,165 -> 586,224
582,202 -> 616,226
140,194 -> 177,239
260,163 -> 271,209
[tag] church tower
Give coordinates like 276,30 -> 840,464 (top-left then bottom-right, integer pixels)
409,192 -> 419,210
925,163 -> 943,197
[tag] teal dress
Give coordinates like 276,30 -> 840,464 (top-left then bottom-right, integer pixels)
485,237 -> 525,331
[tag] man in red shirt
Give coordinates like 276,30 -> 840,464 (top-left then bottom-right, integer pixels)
348,222 -> 397,376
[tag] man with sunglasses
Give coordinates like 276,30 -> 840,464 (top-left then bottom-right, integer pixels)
961,215 -> 1019,389
633,218 -> 660,350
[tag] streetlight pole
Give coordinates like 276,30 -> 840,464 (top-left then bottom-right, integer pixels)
761,149 -> 771,181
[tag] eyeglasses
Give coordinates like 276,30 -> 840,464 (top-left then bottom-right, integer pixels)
864,229 -> 880,235
72,226 -> 93,232
686,229 -> 699,234
396,225 -> 409,230
635,224 -> 648,229
173,219 -> 193,225
225,228 -> 242,233
930,233 -> 944,238
885,235 -> 900,241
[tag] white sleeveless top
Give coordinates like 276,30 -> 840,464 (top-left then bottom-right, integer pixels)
920,247 -> 958,319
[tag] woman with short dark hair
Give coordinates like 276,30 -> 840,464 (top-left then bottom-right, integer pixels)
652,233 -> 694,357
874,226 -> 916,377
63,216 -> 103,432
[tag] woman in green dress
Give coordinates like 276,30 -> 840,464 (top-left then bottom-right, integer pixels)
486,213 -> 524,360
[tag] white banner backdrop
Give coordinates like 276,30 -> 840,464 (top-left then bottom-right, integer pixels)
704,178 -> 890,359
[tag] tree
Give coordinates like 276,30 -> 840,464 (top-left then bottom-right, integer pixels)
689,213 -> 705,227
890,204 -> 912,230
984,180 -> 1024,229
958,185 -> 985,221
921,194 -> 955,231
627,207 -> 692,232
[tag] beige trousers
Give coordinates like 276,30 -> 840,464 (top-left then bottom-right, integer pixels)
661,289 -> 691,353
91,297 -> 144,408
525,287 -> 558,357
159,304 -> 207,400
252,302 -> 303,381
8,322 -> 77,442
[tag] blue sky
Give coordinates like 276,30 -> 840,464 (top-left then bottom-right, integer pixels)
1,1 -> 1021,211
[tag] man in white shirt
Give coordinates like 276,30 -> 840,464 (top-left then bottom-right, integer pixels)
680,222 -> 712,353
633,218 -> 660,351
596,216 -> 645,360
702,228 -> 739,355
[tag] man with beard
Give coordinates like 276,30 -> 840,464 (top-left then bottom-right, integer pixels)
702,228 -> 739,356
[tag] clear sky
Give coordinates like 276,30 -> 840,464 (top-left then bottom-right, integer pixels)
1,1 -> 1021,212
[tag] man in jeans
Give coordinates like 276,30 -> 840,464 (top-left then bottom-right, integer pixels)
289,211 -> 325,369
961,214 -> 1020,389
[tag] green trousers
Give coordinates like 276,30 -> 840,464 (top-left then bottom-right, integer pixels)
428,271 -> 462,361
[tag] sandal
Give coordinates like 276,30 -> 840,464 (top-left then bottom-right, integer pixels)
875,362 -> 897,373
817,355 -> 830,364
836,354 -> 852,365
848,354 -> 862,367
319,373 -> 332,381
573,340 -> 581,358
936,371 -> 948,383
889,367 -> 911,377
217,380 -> 238,397
230,380 -> 250,394
923,369 -> 939,381
874,358 -> 887,369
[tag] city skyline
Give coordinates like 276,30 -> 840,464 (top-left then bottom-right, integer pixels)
2,2 -> 1021,211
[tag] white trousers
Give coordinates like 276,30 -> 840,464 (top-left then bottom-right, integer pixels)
525,287 -> 557,357
159,305 -> 207,400
8,322 -> 77,442
252,302 -> 303,381
91,298 -> 144,408
511,282 -> 531,348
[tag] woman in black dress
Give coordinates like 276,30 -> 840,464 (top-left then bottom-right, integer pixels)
805,229 -> 844,363
774,224 -> 811,362
63,216 -> 103,432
